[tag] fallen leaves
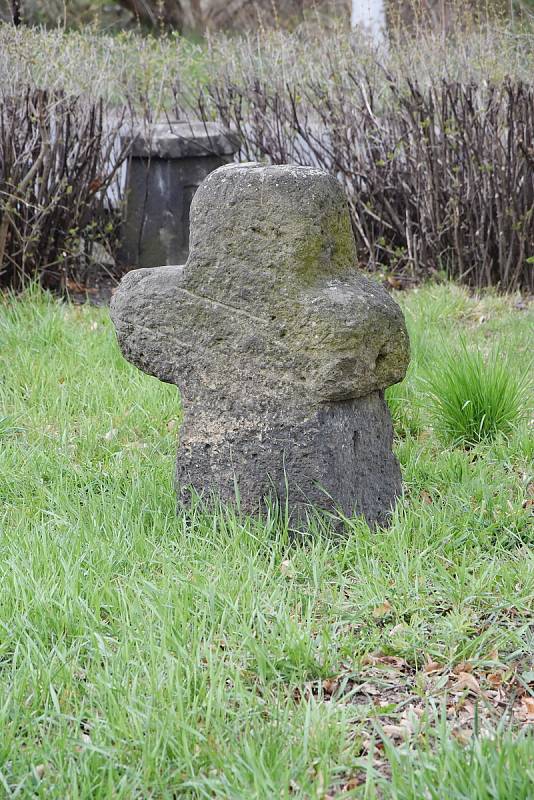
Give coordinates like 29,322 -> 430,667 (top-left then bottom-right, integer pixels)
487,671 -> 504,687
362,654 -> 408,670
423,657 -> 443,674
292,653 -> 534,764
453,661 -> 473,674
322,678 -> 339,696
65,278 -> 98,295
450,671 -> 481,695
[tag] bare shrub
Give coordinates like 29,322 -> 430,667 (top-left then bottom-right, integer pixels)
200,76 -> 534,291
0,88 -> 130,291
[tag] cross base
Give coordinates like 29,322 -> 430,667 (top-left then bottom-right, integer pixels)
177,392 -> 401,527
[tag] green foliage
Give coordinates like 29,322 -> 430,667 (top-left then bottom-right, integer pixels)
425,341 -> 530,447
0,285 -> 532,796
1,15 -> 533,109
0,24 -> 207,110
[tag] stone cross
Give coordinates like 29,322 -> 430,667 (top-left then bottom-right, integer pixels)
111,163 -> 410,526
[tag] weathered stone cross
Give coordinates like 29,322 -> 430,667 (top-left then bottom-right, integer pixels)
111,163 -> 410,526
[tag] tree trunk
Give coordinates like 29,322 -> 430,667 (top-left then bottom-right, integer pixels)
116,0 -> 186,29
114,0 -> 347,32
11,0 -> 22,25
351,0 -> 387,41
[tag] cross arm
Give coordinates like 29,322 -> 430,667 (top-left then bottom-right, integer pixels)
110,265 -> 186,386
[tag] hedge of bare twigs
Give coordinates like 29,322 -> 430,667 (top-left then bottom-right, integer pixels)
201,77 -> 534,292
0,88 -> 129,291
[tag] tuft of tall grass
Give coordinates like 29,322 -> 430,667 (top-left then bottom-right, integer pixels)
424,342 -> 530,446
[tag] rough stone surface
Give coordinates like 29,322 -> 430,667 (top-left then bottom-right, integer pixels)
111,162 -> 410,526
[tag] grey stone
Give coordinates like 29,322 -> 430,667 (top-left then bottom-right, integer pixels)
111,162 -> 410,527
128,121 -> 239,159
119,121 -> 239,269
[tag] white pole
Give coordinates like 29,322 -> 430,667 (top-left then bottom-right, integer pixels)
351,0 -> 387,43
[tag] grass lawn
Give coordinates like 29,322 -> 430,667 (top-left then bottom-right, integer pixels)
0,283 -> 532,798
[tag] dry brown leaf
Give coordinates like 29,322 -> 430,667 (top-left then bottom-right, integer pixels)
487,671 -> 504,687
451,672 -> 481,695
453,661 -> 473,675
322,679 -> 339,696
372,600 -> 392,619
519,697 -> 534,721
343,775 -> 364,790
387,275 -> 403,290
363,654 -> 407,669
424,657 -> 443,674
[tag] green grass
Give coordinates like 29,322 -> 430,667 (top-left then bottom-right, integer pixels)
424,340 -> 530,447
0,283 -> 533,798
